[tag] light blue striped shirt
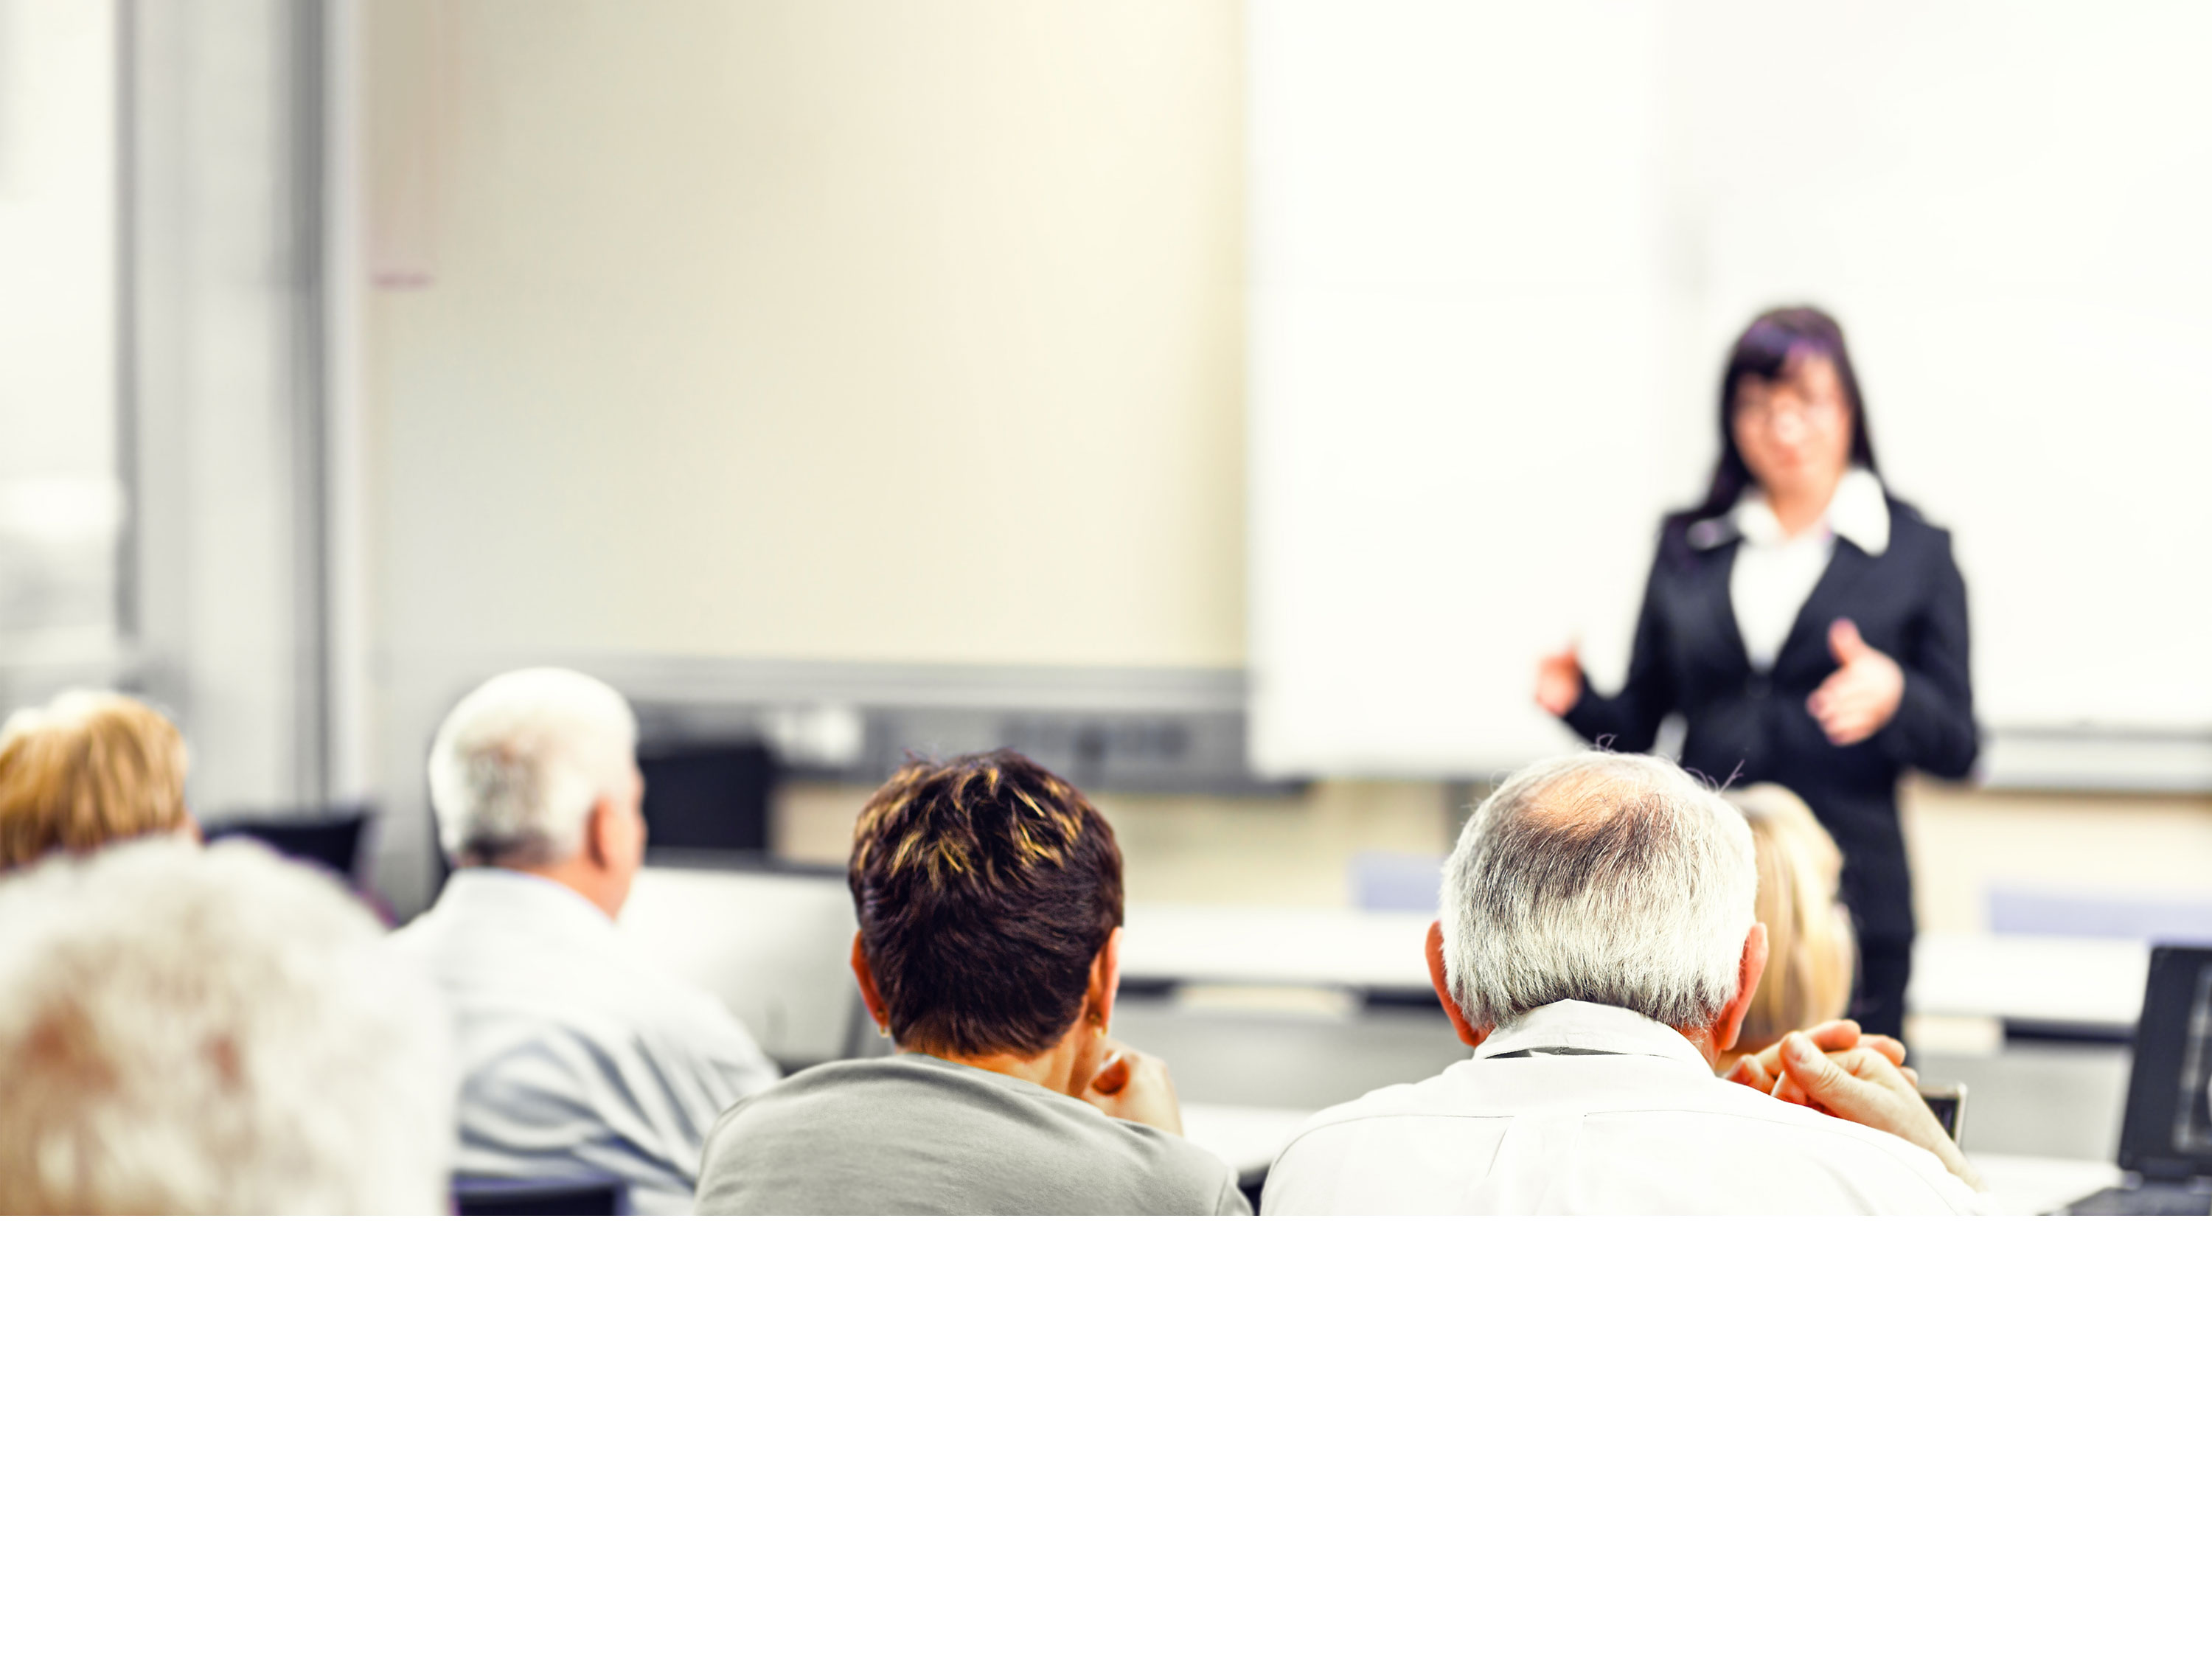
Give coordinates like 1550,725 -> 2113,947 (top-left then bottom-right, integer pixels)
392,868 -> 780,1213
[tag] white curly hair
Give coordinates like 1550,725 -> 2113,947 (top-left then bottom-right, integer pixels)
0,837 -> 455,1213
426,667 -> 638,867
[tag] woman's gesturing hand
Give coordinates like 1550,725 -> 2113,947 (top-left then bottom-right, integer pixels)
1534,642 -> 1585,717
1807,618 -> 1905,745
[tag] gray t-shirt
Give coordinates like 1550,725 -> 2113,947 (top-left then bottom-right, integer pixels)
694,1054 -> 1252,1216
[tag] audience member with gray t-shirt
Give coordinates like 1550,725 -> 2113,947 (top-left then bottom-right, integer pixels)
696,1054 -> 1245,1215
693,749 -> 1248,1217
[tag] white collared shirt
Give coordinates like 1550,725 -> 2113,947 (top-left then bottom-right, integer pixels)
1725,466 -> 1890,671
1261,999 -> 1988,1215
391,867 -> 780,1213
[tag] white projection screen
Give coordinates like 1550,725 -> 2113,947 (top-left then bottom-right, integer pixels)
1248,0 -> 2212,777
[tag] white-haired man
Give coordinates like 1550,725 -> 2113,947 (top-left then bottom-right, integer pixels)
392,667 -> 778,1213
0,838 -> 453,1213
1263,751 -> 1989,1214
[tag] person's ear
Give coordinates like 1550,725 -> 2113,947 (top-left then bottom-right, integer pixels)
1425,920 -> 1489,1049
849,932 -> 891,1035
1712,922 -> 1770,1056
580,796 -> 615,872
1086,927 -> 1124,1032
625,765 -> 648,860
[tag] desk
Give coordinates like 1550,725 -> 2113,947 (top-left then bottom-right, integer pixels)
1181,1105 -> 2126,1216
1125,905 -> 2152,1034
1909,933 -> 2148,1033
1180,1102 -> 1316,1186
1971,1154 -> 2126,1217
1122,904 -> 1433,994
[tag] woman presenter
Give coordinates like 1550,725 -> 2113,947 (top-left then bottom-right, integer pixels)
1534,306 -> 1977,1043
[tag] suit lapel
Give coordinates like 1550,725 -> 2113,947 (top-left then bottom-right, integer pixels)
1700,538 -> 1754,678
1775,537 -> 1869,680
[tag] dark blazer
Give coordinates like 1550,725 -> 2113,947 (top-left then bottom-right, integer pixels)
1563,493 -> 1977,944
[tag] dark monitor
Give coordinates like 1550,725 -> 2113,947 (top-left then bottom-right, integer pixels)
637,741 -> 775,853
2116,945 -> 2212,1181
202,809 -> 372,883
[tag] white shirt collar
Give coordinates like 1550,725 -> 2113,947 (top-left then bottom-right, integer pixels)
1471,999 -> 1713,1071
435,866 -> 618,933
1726,465 -> 1889,555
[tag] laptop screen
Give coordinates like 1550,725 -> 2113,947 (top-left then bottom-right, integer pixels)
2118,945 -> 2212,1180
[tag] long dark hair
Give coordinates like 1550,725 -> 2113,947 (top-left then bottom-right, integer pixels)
1694,306 -> 1880,518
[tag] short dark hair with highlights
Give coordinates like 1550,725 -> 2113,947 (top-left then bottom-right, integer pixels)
849,750 -> 1124,1058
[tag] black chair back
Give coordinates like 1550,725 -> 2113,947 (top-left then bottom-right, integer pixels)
451,1176 -> 632,1217
203,809 -> 373,884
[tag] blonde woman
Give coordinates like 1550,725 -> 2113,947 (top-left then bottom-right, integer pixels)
0,690 -> 194,872
1722,783 -> 1858,1066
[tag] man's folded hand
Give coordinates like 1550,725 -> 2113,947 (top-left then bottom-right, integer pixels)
1723,1018 -> 1909,1098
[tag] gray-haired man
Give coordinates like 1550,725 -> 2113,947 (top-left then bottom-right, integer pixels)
392,668 -> 778,1212
1262,751 -> 1988,1214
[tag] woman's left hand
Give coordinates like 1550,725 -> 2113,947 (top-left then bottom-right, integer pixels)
1807,618 -> 1905,745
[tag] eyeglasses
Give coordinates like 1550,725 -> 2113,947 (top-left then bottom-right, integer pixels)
1733,389 -> 1845,430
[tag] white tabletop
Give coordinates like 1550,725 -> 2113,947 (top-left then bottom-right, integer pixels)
1123,904 -> 1434,994
1969,1153 -> 2126,1217
1908,933 -> 2147,1029
1180,1102 -> 1318,1182
1183,1103 -> 2124,1216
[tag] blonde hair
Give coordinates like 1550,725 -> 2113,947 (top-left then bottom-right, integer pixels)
0,690 -> 190,872
0,838 -> 455,1214
1731,784 -> 1855,1050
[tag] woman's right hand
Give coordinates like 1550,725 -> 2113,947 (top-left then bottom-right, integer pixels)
1534,641 -> 1584,717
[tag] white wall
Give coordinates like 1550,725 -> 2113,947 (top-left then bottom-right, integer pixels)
0,0 -> 121,689
0,0 -> 329,821
1251,0 -> 2212,776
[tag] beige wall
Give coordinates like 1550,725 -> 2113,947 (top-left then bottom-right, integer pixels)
364,0 -> 1243,670
783,775 -> 2212,923
1902,779 -> 2212,933
776,778 -> 1455,906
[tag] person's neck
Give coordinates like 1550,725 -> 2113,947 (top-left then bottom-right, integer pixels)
1677,1024 -> 1726,1067
1475,1004 -> 1725,1066
1762,472 -> 1843,539
909,1043 -> 1080,1098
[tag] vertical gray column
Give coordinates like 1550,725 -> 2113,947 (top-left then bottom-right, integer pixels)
124,0 -> 331,818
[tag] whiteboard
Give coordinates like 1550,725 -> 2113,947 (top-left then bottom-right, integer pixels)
1249,0 -> 2212,777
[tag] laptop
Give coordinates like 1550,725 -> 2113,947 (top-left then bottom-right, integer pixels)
2065,944 -> 2212,1215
